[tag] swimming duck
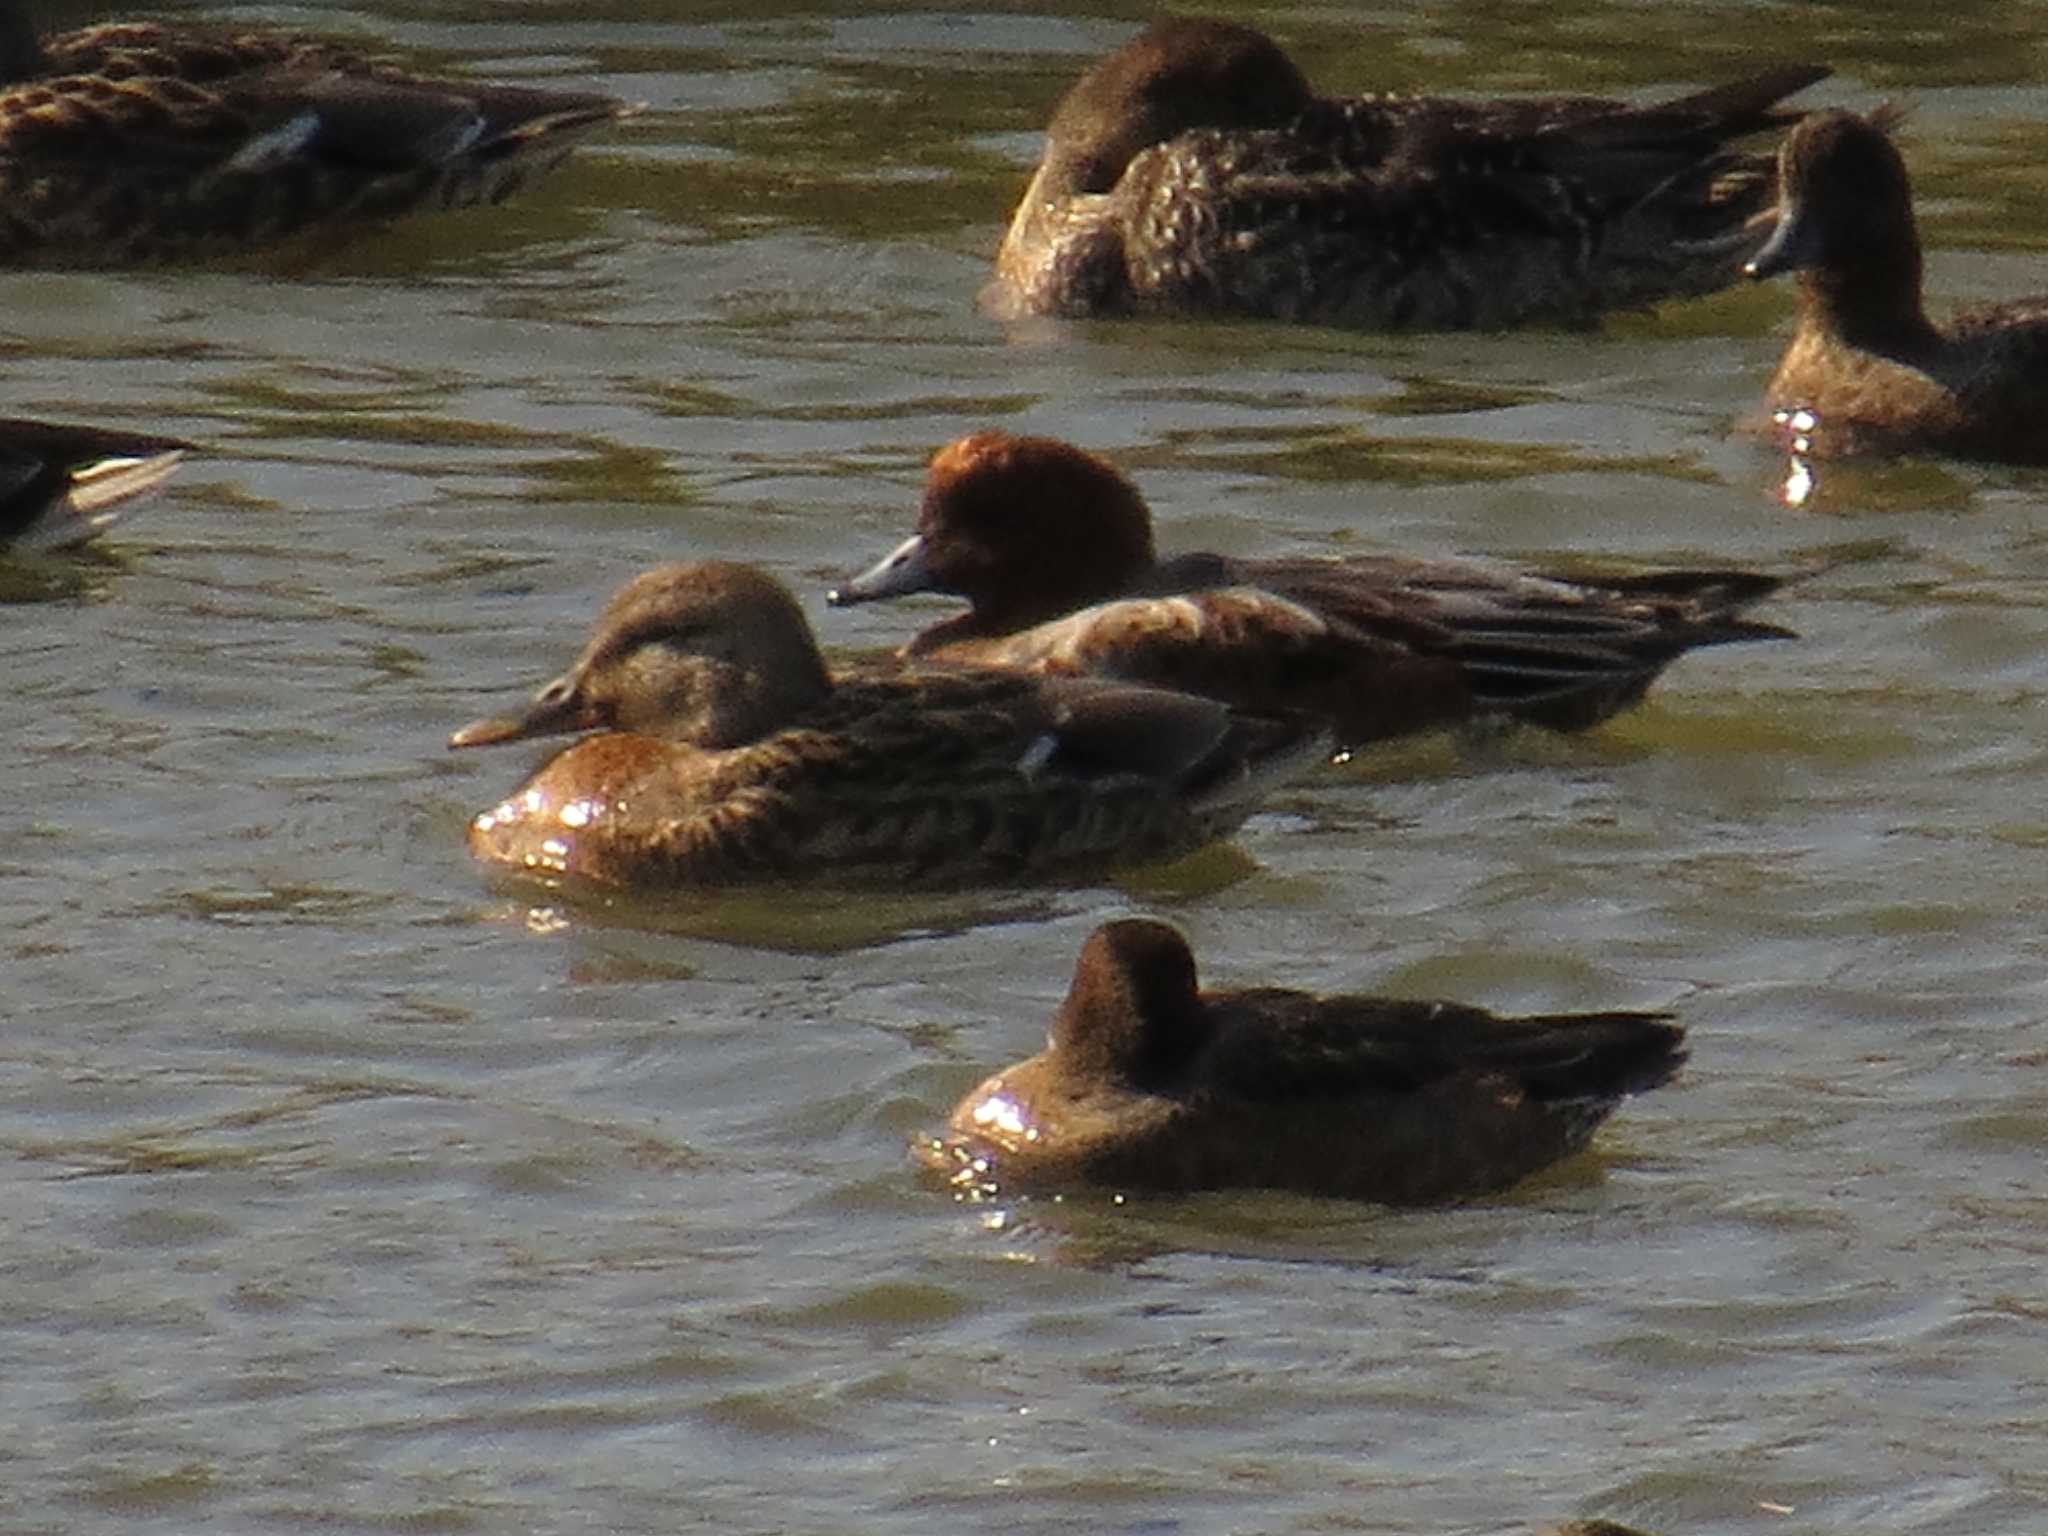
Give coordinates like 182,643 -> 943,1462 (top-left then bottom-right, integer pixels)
1745,108 -> 2048,462
0,416 -> 191,549
448,561 -> 1327,889
919,918 -> 1686,1202
986,17 -> 1827,328
0,11 -> 633,266
829,431 -> 1794,746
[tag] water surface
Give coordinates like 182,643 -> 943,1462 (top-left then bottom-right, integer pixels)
5,3 -> 2047,1533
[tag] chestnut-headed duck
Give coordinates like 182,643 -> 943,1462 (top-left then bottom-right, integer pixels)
829,431 -> 1794,747
0,14 -> 632,267
448,561 -> 1327,889
0,417 -> 191,549
986,17 -> 1826,328
919,918 -> 1685,1203
1746,108 -> 2048,462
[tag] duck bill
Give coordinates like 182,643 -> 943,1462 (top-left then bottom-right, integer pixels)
447,675 -> 605,749
826,532 -> 938,605
1743,198 -> 1814,280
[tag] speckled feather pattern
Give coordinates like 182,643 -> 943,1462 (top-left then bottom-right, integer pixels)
454,569 -> 1327,897
0,21 -> 630,266
943,586 -> 1481,745
841,432 -> 1793,745
465,656 -> 1322,888
989,21 -> 1824,328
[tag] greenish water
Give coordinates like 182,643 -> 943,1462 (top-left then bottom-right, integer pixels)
4,3 -> 2046,1533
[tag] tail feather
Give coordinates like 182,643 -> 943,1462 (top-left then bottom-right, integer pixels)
1504,1013 -> 1690,1103
1642,63 -> 1833,136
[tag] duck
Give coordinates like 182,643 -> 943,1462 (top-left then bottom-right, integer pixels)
0,10 -> 633,266
1745,107 -> 2048,463
0,416 -> 191,549
919,918 -> 1686,1203
447,561 -> 1327,889
985,17 -> 1827,328
828,431 -> 1794,747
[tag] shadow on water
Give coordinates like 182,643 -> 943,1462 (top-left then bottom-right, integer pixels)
459,839 -> 1267,951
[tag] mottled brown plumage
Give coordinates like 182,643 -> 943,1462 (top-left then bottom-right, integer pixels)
920,919 -> 1686,1202
1746,108 -> 2048,462
0,14 -> 632,266
829,431 -> 1793,746
0,415 -> 190,549
987,17 -> 1827,328
449,562 -> 1326,889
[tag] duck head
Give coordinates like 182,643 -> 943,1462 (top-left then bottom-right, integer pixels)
1040,19 -> 1312,197
450,561 -> 833,751
1746,108 -> 1922,315
829,431 -> 1157,632
1051,918 -> 1213,1089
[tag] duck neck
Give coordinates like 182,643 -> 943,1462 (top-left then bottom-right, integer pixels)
903,609 -> 994,656
1800,238 -> 1941,359
678,652 -> 832,748
968,533 -> 1151,638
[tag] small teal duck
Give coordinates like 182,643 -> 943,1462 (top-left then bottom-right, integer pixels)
448,561 -> 1326,889
0,416 -> 190,549
986,17 -> 1827,328
829,431 -> 1794,747
0,12 -> 632,266
1746,108 -> 2048,463
920,918 -> 1686,1202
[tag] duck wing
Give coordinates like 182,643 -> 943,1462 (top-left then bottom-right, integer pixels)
1028,674 -> 1327,808
1249,555 -> 1794,728
1112,65 -> 1826,326
1201,989 -> 1686,1105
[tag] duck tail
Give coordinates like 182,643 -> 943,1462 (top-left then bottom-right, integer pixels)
463,85 -> 641,163
1509,1012 -> 1690,1103
1555,569 -> 1800,644
1649,63 -> 1833,137
0,418 -> 192,550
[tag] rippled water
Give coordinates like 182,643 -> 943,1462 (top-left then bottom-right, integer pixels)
5,2 -> 2047,1532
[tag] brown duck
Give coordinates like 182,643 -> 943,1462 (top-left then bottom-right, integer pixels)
987,17 -> 1826,328
921,921 -> 1687,1212
0,10 -> 632,266
921,918 -> 1686,1203
1746,108 -> 2048,462
448,562 -> 1327,889
830,431 -> 1793,747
